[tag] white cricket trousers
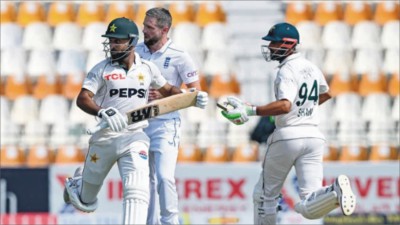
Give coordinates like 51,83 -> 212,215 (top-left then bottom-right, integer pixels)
145,118 -> 181,225
261,137 -> 325,201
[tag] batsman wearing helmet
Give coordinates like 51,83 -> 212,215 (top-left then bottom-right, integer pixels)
63,17 -> 207,224
220,22 -> 357,224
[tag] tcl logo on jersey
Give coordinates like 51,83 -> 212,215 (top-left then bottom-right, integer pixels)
186,71 -> 197,78
110,88 -> 146,98
105,73 -> 125,80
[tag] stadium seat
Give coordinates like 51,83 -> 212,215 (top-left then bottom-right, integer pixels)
16,2 -> 46,27
49,122 -> 76,147
0,23 -> 23,50
351,21 -> 381,50
383,49 -> 400,77
22,22 -> 53,50
27,50 -> 60,99
172,22 -> 202,52
105,2 -> 135,24
69,97 -> 97,126
57,50 -> 87,76
39,95 -> 70,126
54,145 -> 85,164
82,22 -> 108,51
169,1 -> 195,27
314,2 -> 343,26
1,47 -> 26,77
321,21 -> 351,50
333,93 -> 362,123
185,105 -> 209,124
178,143 -> 202,162
86,50 -> 106,73
338,144 -> 368,162
361,93 -> 391,123
53,22 -> 83,50
358,71 -> 387,97
10,95 -> 40,125
1,1 -> 16,23
47,2 -> 75,27
21,120 -> 49,146
201,22 -> 227,51
61,73 -> 83,100
323,145 -> 339,161
1,120 -> 20,146
4,75 -> 30,101
369,145 -> 398,161
196,119 -> 227,149
367,119 -> 395,146
76,2 -> 105,27
319,98 -> 336,141
391,95 -> 400,123
0,96 -> 10,120
323,48 -> 352,73
343,2 -> 372,25
225,120 -> 251,147
31,75 -> 61,100
208,74 -> 240,98
203,144 -> 230,163
27,49 -> 57,76
0,145 -> 26,167
373,1 -> 399,25
381,20 -> 400,50
296,21 -> 322,50
285,2 -> 313,25
135,2 -> 161,25
26,145 -> 55,167
195,1 -> 226,27
353,49 -> 385,96
202,51 -> 232,78
231,142 -> 258,162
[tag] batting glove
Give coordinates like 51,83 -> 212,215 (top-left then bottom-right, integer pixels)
98,107 -> 128,132
221,96 -> 256,125
185,88 -> 208,109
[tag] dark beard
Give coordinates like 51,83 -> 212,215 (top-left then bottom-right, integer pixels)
144,36 -> 160,47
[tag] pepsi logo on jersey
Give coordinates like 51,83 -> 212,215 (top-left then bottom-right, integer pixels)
109,88 -> 147,98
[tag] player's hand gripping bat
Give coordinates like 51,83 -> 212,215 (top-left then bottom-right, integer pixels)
86,91 -> 198,135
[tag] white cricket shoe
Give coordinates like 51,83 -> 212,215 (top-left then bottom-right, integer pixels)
64,167 -> 98,213
63,167 -> 83,204
334,175 -> 356,216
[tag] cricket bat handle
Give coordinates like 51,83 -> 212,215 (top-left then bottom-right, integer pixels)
86,120 -> 109,135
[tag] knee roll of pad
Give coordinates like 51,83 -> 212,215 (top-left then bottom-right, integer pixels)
123,170 -> 150,203
295,191 -> 338,219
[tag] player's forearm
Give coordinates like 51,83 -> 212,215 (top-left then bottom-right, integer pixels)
158,83 -> 182,97
254,99 -> 291,116
77,89 -> 102,116
319,92 -> 332,105
185,81 -> 202,91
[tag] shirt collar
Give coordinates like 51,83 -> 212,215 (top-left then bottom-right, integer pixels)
279,52 -> 301,67
129,52 -> 142,71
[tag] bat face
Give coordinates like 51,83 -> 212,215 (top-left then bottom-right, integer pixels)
128,105 -> 160,123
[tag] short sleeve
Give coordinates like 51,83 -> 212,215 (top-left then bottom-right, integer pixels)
149,62 -> 167,89
178,52 -> 199,84
275,68 -> 297,102
319,73 -> 329,94
82,70 -> 103,95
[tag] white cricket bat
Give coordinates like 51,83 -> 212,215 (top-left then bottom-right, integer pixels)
86,91 -> 198,135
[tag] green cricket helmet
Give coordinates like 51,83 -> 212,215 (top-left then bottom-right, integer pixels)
102,17 -> 139,62
261,22 -> 300,61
